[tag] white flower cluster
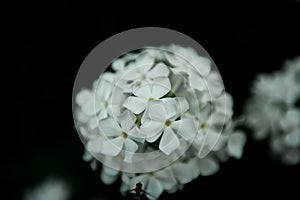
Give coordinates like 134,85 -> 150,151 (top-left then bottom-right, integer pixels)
23,177 -> 71,200
75,45 -> 246,199
245,57 -> 300,165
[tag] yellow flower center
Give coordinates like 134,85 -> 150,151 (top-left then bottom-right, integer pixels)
122,132 -> 128,139
165,120 -> 172,126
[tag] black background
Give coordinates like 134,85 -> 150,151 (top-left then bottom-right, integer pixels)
12,0 -> 300,199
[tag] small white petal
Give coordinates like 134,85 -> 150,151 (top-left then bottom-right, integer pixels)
95,79 -> 112,101
148,62 -> 170,78
198,129 -> 221,158
124,139 -> 139,153
88,116 -> 98,130
172,162 -> 196,184
199,157 -> 219,176
189,71 -> 206,91
97,109 -> 108,121
284,131 -> 300,147
123,96 -> 148,114
141,121 -> 164,141
135,54 -> 155,69
151,84 -> 170,99
148,101 -> 167,122
102,137 -> 124,156
99,118 -> 122,137
100,169 -> 119,185
205,71 -> 224,97
191,56 -> 211,77
118,110 -> 136,132
100,72 -> 115,83
172,118 -> 197,140
87,137 -> 105,153
82,150 -> 93,162
147,177 -> 163,200
81,99 -> 96,115
175,97 -> 189,115
128,126 -> 146,143
155,169 -> 177,190
161,98 -> 178,119
76,89 -> 92,106
154,77 -> 171,91
102,165 -> 119,176
282,149 -> 300,165
111,86 -> 125,105
228,131 -> 247,159
112,58 -> 125,71
133,84 -> 152,99
159,127 -> 180,155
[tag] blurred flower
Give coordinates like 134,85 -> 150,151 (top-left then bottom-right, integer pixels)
74,45 -> 246,199
245,57 -> 300,165
23,177 -> 71,200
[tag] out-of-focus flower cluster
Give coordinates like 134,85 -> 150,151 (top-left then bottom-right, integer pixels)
245,57 -> 300,165
74,45 -> 246,199
23,177 -> 71,200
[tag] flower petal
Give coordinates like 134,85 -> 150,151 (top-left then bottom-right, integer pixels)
95,79 -> 112,101
102,165 -> 119,176
76,89 -> 92,106
141,121 -> 164,141
228,131 -> 246,159
133,84 -> 152,99
159,127 -> 180,155
191,56 -> 211,77
198,129 -> 221,158
172,162 -> 196,184
123,96 -> 147,114
118,110 -> 136,132
155,169 -> 177,190
189,71 -> 206,91
100,169 -> 119,185
128,126 -> 146,143
161,98 -> 178,119
148,62 -> 170,78
102,137 -> 124,156
99,117 -> 122,137
284,131 -> 300,147
151,83 -> 170,99
87,137 -> 105,153
147,101 -> 168,122
134,54 -> 155,70
171,118 -> 197,140
124,139 -> 139,153
199,157 -> 219,176
175,97 -> 189,115
147,177 -> 163,200
97,109 -> 108,121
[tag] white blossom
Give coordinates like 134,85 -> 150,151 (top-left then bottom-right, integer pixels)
245,57 -> 300,165
74,45 -> 244,200
23,177 -> 71,200
140,98 -> 196,155
98,110 -> 144,162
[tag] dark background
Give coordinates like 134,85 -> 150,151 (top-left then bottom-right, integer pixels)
12,0 -> 300,199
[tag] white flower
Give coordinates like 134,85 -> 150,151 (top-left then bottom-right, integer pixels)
100,165 -> 120,185
129,169 -> 177,200
23,177 -> 71,200
227,131 -> 247,159
116,53 -> 171,93
123,83 -> 170,114
141,98 -> 197,155
165,44 -> 211,77
73,44 -> 240,200
99,110 -> 145,162
245,56 -> 300,165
